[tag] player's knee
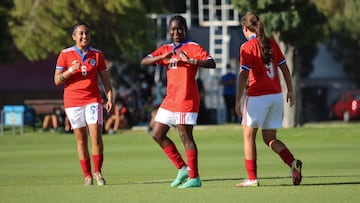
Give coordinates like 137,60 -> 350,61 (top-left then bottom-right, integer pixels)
267,139 -> 278,149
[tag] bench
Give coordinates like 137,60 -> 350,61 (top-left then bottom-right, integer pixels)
24,99 -> 64,129
24,99 -> 64,116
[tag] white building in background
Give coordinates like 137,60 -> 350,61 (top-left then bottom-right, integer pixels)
301,43 -> 355,121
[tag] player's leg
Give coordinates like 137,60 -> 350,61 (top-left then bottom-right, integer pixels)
176,124 -> 202,188
73,127 -> 92,185
263,130 -> 302,185
262,93 -> 302,185
66,106 -> 93,185
88,123 -> 106,186
153,108 -> 187,187
86,103 -> 106,186
236,126 -> 259,187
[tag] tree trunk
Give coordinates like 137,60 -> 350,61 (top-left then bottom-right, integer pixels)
274,33 -> 302,128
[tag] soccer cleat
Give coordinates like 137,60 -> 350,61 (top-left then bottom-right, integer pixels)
94,172 -> 106,186
84,176 -> 93,186
178,177 -> 202,188
235,179 -> 259,187
291,159 -> 302,185
170,166 -> 189,187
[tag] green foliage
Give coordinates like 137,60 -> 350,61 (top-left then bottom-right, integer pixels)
0,0 -> 16,63
9,0 -> 161,63
232,0 -> 327,45
315,0 -> 360,86
231,0 -> 328,79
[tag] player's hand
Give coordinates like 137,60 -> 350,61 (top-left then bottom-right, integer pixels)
235,101 -> 242,117
105,100 -> 113,113
287,92 -> 295,107
70,60 -> 81,72
177,50 -> 189,62
178,50 -> 198,65
162,52 -> 174,60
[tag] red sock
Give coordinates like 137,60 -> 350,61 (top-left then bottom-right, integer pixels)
245,159 -> 257,180
93,154 -> 103,173
279,148 -> 295,167
163,144 -> 186,169
80,158 -> 92,177
186,150 -> 198,178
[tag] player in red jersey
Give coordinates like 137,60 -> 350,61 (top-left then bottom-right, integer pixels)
54,22 -> 113,186
235,12 -> 302,187
141,15 -> 216,188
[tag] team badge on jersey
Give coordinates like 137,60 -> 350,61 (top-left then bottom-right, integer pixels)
89,59 -> 96,66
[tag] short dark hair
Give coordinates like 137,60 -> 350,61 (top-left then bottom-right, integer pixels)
169,15 -> 187,32
72,22 -> 90,35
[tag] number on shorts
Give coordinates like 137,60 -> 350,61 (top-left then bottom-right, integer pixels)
90,105 -> 96,115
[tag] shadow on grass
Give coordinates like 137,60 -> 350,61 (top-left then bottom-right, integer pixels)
114,174 -> 360,187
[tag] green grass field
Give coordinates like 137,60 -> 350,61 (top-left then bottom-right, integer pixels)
0,122 -> 359,203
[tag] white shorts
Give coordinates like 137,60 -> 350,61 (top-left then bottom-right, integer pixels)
65,103 -> 103,129
242,93 -> 283,129
154,107 -> 198,126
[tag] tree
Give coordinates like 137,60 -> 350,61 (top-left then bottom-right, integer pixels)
0,0 -> 16,63
9,0 -> 163,63
232,0 -> 327,127
314,0 -> 360,87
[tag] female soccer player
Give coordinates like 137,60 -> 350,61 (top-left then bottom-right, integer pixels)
235,12 -> 302,187
54,22 -> 113,186
141,15 -> 216,188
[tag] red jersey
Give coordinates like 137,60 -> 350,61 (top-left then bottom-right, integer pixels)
240,38 -> 286,96
149,41 -> 212,112
56,46 -> 107,108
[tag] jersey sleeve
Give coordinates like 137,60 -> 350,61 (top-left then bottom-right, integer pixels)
98,52 -> 107,71
271,39 -> 286,66
240,43 -> 253,71
192,44 -> 212,61
56,51 -> 66,70
150,46 -> 167,65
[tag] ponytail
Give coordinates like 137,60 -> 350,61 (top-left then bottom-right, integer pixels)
241,12 -> 272,65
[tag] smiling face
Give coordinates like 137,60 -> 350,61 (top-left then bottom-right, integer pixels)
169,19 -> 186,44
72,24 -> 90,51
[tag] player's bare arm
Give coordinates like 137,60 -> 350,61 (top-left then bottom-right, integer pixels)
279,63 -> 295,107
177,50 -> 215,69
141,52 -> 174,66
235,69 -> 249,116
54,61 -> 81,86
99,70 -> 114,112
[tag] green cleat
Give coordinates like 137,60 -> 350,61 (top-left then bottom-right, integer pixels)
178,177 -> 202,188
170,166 -> 189,187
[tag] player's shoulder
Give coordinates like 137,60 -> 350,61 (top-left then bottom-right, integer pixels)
156,43 -> 173,51
89,47 -> 101,52
242,38 -> 256,46
89,47 -> 103,54
158,42 -> 173,48
269,38 -> 281,49
61,47 -> 76,53
185,41 -> 205,52
186,41 -> 200,46
240,38 -> 258,51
